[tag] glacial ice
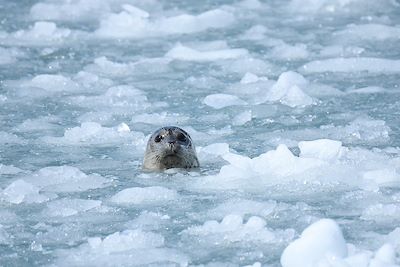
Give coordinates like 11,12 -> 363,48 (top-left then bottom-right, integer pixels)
110,186 -> 178,205
95,6 -> 234,38
1,0 -> 400,266
301,58 -> 400,73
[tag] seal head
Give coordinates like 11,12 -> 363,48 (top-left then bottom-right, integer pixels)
143,126 -> 199,170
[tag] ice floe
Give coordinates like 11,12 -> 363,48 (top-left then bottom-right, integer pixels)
301,57 -> 400,73
95,6 -> 234,38
110,186 -> 178,205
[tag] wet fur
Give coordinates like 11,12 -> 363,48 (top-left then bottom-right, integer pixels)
143,126 -> 199,170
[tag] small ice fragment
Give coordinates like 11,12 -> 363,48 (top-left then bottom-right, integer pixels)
122,4 -> 149,18
362,168 -> 399,186
281,219 -> 347,267
298,139 -> 344,161
266,71 -> 314,107
370,244 -> 396,267
166,43 -> 248,61
44,199 -> 102,217
301,57 -> 400,73
199,143 -> 230,156
232,110 -> 252,126
110,186 -> 178,205
117,123 -> 130,132
2,179 -> 48,204
240,72 -> 259,84
203,93 -> 246,109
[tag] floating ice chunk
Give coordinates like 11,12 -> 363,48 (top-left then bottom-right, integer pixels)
131,112 -> 189,126
347,86 -> 386,94
43,122 -> 145,146
15,115 -> 60,133
281,219 -> 347,267
1,179 -> 49,204
362,168 -> 399,187
43,199 -> 102,217
30,0 -> 112,21
237,0 -> 264,9
126,211 -> 170,231
322,117 -> 391,144
203,94 -> 247,109
71,85 -> 151,112
88,229 -> 164,251
361,203 -> 400,222
334,24 -> 400,41
0,164 -> 23,175
54,229 -> 188,266
198,143 -> 230,157
27,74 -> 80,92
299,139 -> 345,161
85,56 -> 171,78
266,71 -> 314,107
0,47 -> 24,65
319,45 -> 365,58
110,186 -> 178,205
369,244 -> 397,267
271,43 -> 309,60
240,72 -> 259,84
195,144 -> 326,191
122,4 -> 149,18
87,57 -> 134,77
220,57 -> 275,75
301,57 -> 400,73
96,7 -> 234,38
23,166 -> 109,193
232,110 -> 252,126
117,123 -> 130,133
240,72 -> 268,84
166,43 -> 248,61
3,21 -> 75,46
281,85 -> 314,107
184,214 -> 293,244
207,199 -> 277,219
288,0 -> 397,13
241,25 -> 268,40
73,71 -> 113,90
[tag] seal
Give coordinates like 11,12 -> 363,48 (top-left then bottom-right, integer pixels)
142,126 -> 199,171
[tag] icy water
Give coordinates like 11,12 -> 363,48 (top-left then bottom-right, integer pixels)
1,0 -> 400,266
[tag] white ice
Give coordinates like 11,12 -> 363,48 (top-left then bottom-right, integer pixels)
95,6 -> 234,38
110,186 -> 178,205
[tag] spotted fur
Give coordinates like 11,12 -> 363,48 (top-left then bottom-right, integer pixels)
143,126 -> 199,170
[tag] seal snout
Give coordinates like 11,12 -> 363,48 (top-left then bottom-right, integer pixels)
143,126 -> 199,170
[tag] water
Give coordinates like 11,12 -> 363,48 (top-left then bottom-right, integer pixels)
0,0 -> 400,266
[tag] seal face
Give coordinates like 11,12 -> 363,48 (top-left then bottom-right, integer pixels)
143,126 -> 199,170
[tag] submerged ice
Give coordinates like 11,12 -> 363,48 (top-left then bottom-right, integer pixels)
0,0 -> 400,266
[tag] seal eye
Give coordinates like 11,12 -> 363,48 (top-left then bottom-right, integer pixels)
154,135 -> 162,143
177,133 -> 186,142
